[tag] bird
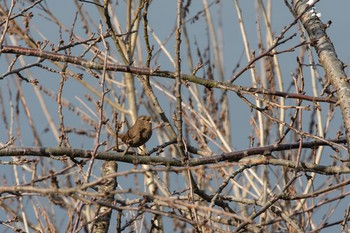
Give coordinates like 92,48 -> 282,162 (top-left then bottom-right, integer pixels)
118,115 -> 152,148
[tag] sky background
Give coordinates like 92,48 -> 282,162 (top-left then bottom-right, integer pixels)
4,0 -> 349,149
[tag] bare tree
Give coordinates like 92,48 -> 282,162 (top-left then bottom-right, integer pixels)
0,0 -> 349,232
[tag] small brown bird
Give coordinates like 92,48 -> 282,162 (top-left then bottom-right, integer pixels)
118,115 -> 152,147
